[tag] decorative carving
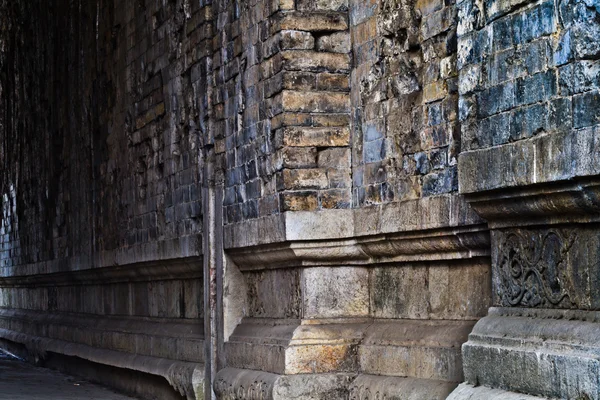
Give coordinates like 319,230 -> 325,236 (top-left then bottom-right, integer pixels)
213,369 -> 274,400
496,229 -> 577,308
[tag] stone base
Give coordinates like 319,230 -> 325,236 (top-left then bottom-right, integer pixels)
458,307 -> 600,400
214,368 -> 457,400
225,318 -> 474,379
447,383 -> 549,399
0,310 -> 205,400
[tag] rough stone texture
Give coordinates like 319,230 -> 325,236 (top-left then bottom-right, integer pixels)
451,0 -> 600,398
0,0 -> 208,399
2,0 -> 600,398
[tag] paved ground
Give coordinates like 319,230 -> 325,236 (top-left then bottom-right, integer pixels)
0,350 -> 137,399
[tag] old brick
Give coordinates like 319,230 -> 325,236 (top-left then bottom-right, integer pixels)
312,113 -> 351,127
280,169 -> 328,190
316,32 -> 351,53
573,90 -> 600,129
282,71 -> 318,91
279,126 -> 350,147
277,11 -> 348,32
281,147 -> 318,168
281,90 -> 350,113
317,148 -> 351,168
423,80 -> 448,103
317,73 -> 350,91
280,30 -> 315,50
320,189 -> 351,209
281,50 -> 351,73
280,191 -> 319,211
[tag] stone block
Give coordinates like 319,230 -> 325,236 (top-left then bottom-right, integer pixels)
317,148 -> 350,168
280,191 -> 319,211
316,73 -> 350,91
515,69 -> 557,107
278,126 -> 350,147
281,50 -> 351,73
280,169 -> 329,190
573,90 -> 600,129
303,267 -> 369,318
280,30 -> 315,50
277,11 -> 348,32
316,32 -> 351,53
280,147 -> 318,168
320,188 -> 351,208
281,90 -> 350,113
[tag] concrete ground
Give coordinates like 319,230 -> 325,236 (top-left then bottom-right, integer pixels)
0,350 -> 137,399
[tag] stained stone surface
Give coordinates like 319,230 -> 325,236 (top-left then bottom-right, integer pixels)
0,0 -> 599,398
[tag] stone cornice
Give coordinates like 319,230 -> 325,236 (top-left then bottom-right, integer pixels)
227,224 -> 490,271
0,256 -> 202,287
464,178 -> 600,228
224,194 -> 486,250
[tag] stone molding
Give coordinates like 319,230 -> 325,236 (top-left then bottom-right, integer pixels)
0,235 -> 203,279
0,256 -> 202,287
227,224 -> 490,271
459,127 -> 600,196
464,178 -> 600,228
461,307 -> 600,399
224,195 -> 485,249
214,369 -> 457,400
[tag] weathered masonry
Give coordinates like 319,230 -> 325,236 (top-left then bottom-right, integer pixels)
0,0 -> 599,399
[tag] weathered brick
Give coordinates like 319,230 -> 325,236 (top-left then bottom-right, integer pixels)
573,90 -> 600,129
279,169 -> 329,190
281,50 -> 351,73
317,73 -> 350,91
423,80 -> 448,103
281,90 -> 350,113
280,191 -> 319,211
277,11 -> 348,32
278,126 -> 350,147
280,147 -> 318,168
280,30 -> 315,50
316,32 -> 351,53
320,189 -> 351,209
317,148 -> 351,168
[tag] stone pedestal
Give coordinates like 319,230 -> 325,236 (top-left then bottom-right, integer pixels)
451,140 -> 600,399
218,196 -> 492,399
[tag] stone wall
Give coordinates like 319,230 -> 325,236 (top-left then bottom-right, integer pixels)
0,0 -> 599,399
0,1 -> 210,398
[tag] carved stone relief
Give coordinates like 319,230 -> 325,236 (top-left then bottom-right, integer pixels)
494,228 -> 584,309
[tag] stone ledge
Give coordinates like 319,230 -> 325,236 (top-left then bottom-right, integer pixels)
0,236 -> 203,278
0,329 -> 204,400
0,256 -> 202,286
459,126 -> 600,195
0,309 -> 204,363
227,224 -> 489,271
214,368 -> 354,400
224,194 -> 485,249
350,375 -> 457,400
464,178 -> 600,228
460,308 -> 600,399
214,368 -> 459,400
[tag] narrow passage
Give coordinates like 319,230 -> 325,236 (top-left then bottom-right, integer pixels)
0,350 -> 136,399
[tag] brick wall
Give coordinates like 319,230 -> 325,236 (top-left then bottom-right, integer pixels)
0,0 -> 211,272
217,0 -> 354,224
